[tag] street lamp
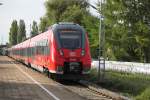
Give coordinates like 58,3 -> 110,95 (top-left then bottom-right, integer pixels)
87,0 -> 105,82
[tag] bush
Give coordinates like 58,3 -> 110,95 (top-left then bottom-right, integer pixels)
136,87 -> 150,100
89,69 -> 150,99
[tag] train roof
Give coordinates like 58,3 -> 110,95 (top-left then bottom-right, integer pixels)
51,22 -> 85,33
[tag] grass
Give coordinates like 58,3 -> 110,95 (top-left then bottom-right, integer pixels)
88,68 -> 150,100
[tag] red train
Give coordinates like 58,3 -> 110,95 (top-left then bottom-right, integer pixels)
8,23 -> 91,80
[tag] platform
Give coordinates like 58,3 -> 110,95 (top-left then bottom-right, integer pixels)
0,56 -> 86,100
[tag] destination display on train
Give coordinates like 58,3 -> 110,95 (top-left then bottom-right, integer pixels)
60,30 -> 77,33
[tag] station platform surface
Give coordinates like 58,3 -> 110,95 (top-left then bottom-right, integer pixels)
0,56 -> 86,100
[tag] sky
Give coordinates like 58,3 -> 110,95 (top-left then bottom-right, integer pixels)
0,0 -> 98,44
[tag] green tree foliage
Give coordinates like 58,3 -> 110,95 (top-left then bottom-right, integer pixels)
30,21 -> 38,37
39,0 -> 89,32
98,0 -> 150,62
45,0 -> 88,22
9,20 -> 18,45
136,87 -> 150,100
123,0 -> 150,62
100,0 -> 130,61
17,20 -> 26,43
39,16 -> 50,32
61,5 -> 86,24
82,14 -> 99,58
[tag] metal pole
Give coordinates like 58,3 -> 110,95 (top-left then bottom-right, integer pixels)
98,0 -> 102,82
86,1 -> 105,82
103,18 -> 105,79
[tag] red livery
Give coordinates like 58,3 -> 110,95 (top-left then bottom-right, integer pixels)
8,23 -> 91,80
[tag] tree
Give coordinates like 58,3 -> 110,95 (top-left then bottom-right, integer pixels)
45,0 -> 88,22
97,0 -> 150,62
123,0 -> 150,62
30,21 -> 38,37
17,20 -> 26,43
39,16 -> 51,33
101,0 -> 130,61
60,5 -> 86,24
82,13 -> 99,58
39,0 -> 88,32
9,20 -> 18,45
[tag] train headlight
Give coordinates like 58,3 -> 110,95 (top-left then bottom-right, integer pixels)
81,49 -> 85,56
59,49 -> 64,56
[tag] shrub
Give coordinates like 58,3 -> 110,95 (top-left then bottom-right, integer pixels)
136,87 -> 150,100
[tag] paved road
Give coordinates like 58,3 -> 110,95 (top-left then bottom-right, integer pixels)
0,56 -> 86,100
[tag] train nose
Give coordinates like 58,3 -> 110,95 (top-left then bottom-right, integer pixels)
69,51 -> 76,57
61,49 -> 82,58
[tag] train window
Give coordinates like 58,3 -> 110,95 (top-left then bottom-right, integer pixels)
27,48 -> 29,56
35,41 -> 40,55
20,49 -> 22,56
27,47 -> 31,57
59,31 -> 82,49
24,48 -> 26,56
30,47 -> 33,56
29,46 -> 32,56
34,39 -> 50,56
22,49 -> 23,56
41,40 -> 46,55
22,49 -> 24,56
30,47 -> 32,56
31,47 -> 33,56
33,46 -> 36,56
45,40 -> 50,55
25,48 -> 27,56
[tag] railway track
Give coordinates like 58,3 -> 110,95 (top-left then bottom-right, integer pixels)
55,80 -> 129,100
78,80 -> 129,100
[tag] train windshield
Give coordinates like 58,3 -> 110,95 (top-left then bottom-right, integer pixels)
59,30 -> 82,49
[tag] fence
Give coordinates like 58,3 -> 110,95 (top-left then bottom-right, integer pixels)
92,60 -> 150,74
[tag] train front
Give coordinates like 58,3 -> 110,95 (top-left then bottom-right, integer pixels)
51,23 -> 91,80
